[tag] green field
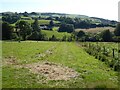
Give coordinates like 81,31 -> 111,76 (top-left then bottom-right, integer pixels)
41,30 -> 71,39
2,41 -> 118,88
11,19 -> 60,26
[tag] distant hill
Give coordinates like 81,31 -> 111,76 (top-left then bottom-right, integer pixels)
1,12 -> 118,26
29,12 -> 117,26
91,17 -> 117,25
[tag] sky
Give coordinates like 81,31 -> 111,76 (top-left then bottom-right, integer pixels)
0,0 -> 119,21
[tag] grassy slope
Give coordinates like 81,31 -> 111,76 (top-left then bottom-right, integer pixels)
2,41 -> 118,88
41,30 -> 71,39
11,19 -> 60,26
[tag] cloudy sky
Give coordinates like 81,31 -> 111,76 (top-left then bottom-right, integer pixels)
0,0 -> 119,21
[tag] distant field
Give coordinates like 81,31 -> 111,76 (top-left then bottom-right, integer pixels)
10,19 -> 60,26
22,19 -> 60,25
41,30 -> 71,39
2,41 -> 118,88
75,27 -> 115,33
52,27 -> 59,31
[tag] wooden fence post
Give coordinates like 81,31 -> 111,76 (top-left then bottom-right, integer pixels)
112,49 -> 115,58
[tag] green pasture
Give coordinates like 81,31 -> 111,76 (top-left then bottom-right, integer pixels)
2,41 -> 118,88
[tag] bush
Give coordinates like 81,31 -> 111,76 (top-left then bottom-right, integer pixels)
58,24 -> 74,33
11,33 -> 18,40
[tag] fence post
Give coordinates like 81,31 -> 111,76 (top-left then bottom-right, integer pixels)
112,49 -> 115,58
103,46 -> 106,53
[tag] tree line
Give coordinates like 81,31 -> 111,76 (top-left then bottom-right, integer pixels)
2,19 -> 120,42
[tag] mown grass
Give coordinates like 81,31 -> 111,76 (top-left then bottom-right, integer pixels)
2,41 -> 119,88
41,30 -> 71,39
2,41 -> 57,64
44,42 -> 118,87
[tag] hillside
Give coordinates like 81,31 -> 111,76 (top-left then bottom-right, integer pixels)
1,12 -> 118,26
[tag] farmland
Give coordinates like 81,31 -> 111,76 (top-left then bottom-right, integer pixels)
2,41 -> 118,88
10,19 -> 60,27
1,11 -> 119,89
41,30 -> 71,39
75,27 -> 115,34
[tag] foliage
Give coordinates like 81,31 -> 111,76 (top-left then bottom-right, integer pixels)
114,23 -> 120,36
2,13 -> 20,24
58,24 -> 74,33
2,22 -> 13,40
49,35 -> 57,41
16,20 -> 32,40
81,42 -> 119,71
49,20 -> 54,27
77,31 -> 85,38
101,29 -> 112,42
28,31 -> 40,40
32,18 -> 40,32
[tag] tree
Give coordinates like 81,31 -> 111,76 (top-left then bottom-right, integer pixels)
49,35 -> 56,41
28,31 -> 40,40
32,18 -> 40,32
58,24 -> 74,33
49,20 -> 54,29
67,24 -> 74,33
23,11 -> 29,17
114,23 -> 120,36
77,31 -> 85,38
2,13 -> 20,24
30,18 -> 42,40
2,22 -> 13,40
101,29 -> 112,42
62,35 -> 66,41
16,21 -> 32,40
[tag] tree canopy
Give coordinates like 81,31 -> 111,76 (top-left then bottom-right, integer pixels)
58,24 -> 74,33
16,21 -> 32,40
77,31 -> 85,38
101,29 -> 112,42
114,23 -> 120,36
2,22 -> 13,40
32,18 -> 40,32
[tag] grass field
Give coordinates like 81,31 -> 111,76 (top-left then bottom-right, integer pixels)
2,41 -> 118,88
41,30 -> 71,39
11,19 -> 60,26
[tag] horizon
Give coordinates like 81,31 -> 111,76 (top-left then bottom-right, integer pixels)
0,0 -> 119,21
0,11 -> 117,21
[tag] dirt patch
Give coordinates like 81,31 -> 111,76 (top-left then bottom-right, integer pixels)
3,56 -> 18,65
23,61 -> 79,81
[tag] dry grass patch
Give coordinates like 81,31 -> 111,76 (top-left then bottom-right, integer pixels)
3,56 -> 19,65
23,61 -> 79,81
